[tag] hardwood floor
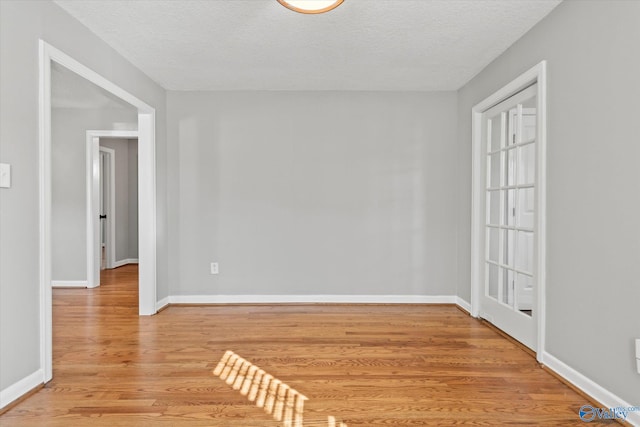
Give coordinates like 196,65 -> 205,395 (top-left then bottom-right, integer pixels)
0,265 -> 598,426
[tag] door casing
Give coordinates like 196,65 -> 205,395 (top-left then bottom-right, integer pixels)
470,61 -> 547,361
39,40 -> 157,384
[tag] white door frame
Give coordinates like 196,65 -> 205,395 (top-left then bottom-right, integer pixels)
39,40 -> 157,383
86,132 -> 138,287
470,61 -> 547,361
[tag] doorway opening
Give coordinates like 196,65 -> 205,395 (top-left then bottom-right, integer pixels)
86,131 -> 140,287
39,40 -> 157,384
471,61 -> 547,358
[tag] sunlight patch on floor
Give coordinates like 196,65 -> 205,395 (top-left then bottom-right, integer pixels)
213,350 -> 347,427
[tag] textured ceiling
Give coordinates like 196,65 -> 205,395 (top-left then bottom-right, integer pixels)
53,0 -> 562,91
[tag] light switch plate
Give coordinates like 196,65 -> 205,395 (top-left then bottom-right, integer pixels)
0,163 -> 10,188
636,339 -> 640,358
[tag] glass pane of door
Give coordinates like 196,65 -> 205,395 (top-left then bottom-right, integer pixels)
484,87 -> 537,318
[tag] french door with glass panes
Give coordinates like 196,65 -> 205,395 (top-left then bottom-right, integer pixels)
481,84 -> 538,350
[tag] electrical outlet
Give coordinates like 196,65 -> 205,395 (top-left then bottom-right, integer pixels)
636,339 -> 640,374
210,262 -> 219,275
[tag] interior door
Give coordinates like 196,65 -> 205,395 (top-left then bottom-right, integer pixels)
99,151 -> 106,270
480,84 -> 538,350
512,108 -> 536,311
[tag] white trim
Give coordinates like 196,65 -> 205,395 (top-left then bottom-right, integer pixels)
86,136 -> 98,286
156,296 -> 170,312
535,63 -> 548,360
44,45 -> 153,113
470,61 -> 547,360
456,297 -> 472,313
167,295 -> 459,304
473,64 -> 545,112
136,112 -> 157,316
541,352 -> 640,426
51,280 -> 88,288
113,258 -> 139,268
0,370 -> 44,410
90,131 -> 139,138
38,40 -> 53,384
39,40 -> 158,387
160,296 -> 463,311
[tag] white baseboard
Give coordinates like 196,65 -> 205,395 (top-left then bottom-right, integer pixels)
541,352 -> 640,426
113,258 -> 139,268
166,294 -> 458,304
456,297 -> 471,313
156,296 -> 169,312
51,280 -> 88,288
0,369 -> 43,410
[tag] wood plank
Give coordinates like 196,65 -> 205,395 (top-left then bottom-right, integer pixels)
0,265 -> 604,426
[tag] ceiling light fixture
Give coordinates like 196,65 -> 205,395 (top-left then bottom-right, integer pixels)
277,0 -> 344,14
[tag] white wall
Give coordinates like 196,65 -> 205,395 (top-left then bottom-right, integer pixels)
167,91 -> 458,298
51,110 -> 137,281
0,0 -> 167,396
99,138 -> 138,264
456,0 -> 640,407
